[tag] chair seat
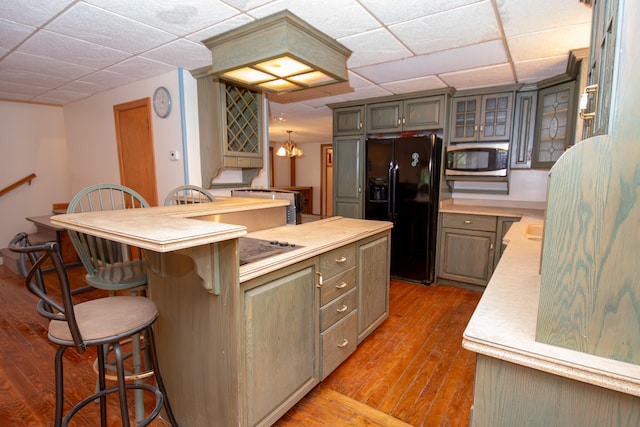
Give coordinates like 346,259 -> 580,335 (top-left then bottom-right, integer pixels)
86,260 -> 147,291
48,296 -> 158,345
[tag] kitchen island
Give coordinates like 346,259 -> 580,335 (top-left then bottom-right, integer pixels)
51,197 -> 392,426
462,217 -> 640,425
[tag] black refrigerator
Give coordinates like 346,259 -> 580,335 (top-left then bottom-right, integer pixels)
365,132 -> 442,284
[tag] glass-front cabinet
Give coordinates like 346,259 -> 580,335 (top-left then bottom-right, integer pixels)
450,92 -> 514,142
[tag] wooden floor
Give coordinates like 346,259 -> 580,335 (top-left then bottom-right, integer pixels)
0,264 -> 481,426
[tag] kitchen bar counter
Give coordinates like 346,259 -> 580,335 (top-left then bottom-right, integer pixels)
51,196 -> 392,426
462,215 -> 640,425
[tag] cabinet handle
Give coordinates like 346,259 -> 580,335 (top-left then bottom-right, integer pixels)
480,124 -> 484,132
336,281 -> 348,289
337,304 -> 348,313
474,124 -> 478,133
490,243 -> 495,252
397,118 -> 402,126
335,256 -> 347,263
337,339 -> 349,348
316,272 -> 323,288
402,117 -> 406,125
464,220 -> 472,224
358,121 -> 362,130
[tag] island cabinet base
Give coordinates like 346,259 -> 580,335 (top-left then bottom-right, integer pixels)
471,355 -> 640,427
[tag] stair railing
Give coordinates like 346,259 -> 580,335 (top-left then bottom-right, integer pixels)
0,173 -> 37,197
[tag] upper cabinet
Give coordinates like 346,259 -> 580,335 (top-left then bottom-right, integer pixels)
532,80 -> 578,168
193,68 -> 263,188
450,91 -> 514,143
366,96 -> 444,134
334,106 -> 364,136
582,0 -> 620,138
510,90 -> 538,169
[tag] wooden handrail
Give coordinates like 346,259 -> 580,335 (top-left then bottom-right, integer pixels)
0,173 -> 37,197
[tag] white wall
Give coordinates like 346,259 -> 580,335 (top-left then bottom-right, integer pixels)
0,101 -> 70,248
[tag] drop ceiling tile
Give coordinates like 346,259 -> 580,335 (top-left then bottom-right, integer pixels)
85,0 -> 238,36
33,89 -> 91,104
188,15 -> 255,43
0,0 -> 75,27
341,85 -> 393,101
80,69 -> 139,89
142,39 -> 211,70
354,40 -> 507,84
0,67 -> 68,88
440,63 -> 514,90
1,51 -> 97,80
497,0 -> 593,38
390,1 -> 500,55
221,0 -> 273,10
45,2 -> 176,54
508,23 -> 591,62
250,0 -> 380,39
0,80 -> 53,96
381,75 -> 448,94
20,30 -> 130,69
59,79 -> 110,94
0,19 -> 35,50
514,56 -> 570,83
107,56 -> 175,79
359,0 -> 484,25
0,91 -> 33,102
340,28 -> 412,68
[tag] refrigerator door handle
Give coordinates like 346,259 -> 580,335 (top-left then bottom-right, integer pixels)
391,161 -> 399,222
387,161 -> 394,221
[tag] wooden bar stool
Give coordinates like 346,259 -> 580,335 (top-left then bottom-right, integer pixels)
9,232 -> 178,427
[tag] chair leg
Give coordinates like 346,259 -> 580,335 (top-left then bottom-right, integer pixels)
96,345 -> 108,427
132,332 -> 144,421
54,346 -> 67,427
113,342 -> 131,427
146,326 -> 179,426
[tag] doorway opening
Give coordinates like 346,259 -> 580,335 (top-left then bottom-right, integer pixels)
321,144 -> 333,217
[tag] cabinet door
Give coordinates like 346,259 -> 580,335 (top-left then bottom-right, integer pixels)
495,216 -> 519,268
479,92 -> 513,141
510,91 -> 537,169
439,227 -> 496,286
333,136 -> 364,218
403,96 -> 443,130
243,259 -> 319,426
451,96 -> 480,142
357,232 -> 390,343
366,101 -> 402,133
334,106 -> 364,136
533,81 -> 577,168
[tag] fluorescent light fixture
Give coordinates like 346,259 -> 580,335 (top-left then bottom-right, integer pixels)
202,10 -> 352,94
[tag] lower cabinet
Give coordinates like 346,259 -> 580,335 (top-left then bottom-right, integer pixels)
437,213 -> 520,287
357,232 -> 390,342
243,258 -> 320,427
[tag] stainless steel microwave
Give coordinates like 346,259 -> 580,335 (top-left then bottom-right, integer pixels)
445,142 -> 509,177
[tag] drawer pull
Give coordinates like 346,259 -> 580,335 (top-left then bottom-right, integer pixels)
335,256 -> 347,263
336,282 -> 348,289
316,272 -> 323,288
337,304 -> 348,313
337,339 -> 349,348
464,220 -> 472,224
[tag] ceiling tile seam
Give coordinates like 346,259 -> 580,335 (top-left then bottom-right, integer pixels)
490,0 -> 518,83
352,0 -> 418,56
0,0 -> 82,62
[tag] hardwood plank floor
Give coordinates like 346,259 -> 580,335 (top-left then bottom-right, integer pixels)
0,264 -> 481,426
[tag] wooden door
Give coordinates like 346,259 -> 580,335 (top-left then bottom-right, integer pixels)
113,98 -> 158,206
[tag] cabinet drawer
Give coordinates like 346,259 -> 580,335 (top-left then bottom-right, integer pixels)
320,288 -> 357,332
320,267 -> 355,306
442,213 -> 497,232
321,310 -> 357,379
320,244 -> 356,278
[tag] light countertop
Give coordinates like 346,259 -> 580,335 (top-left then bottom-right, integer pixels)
462,212 -> 640,396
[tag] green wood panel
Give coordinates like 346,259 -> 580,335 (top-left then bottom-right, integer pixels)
244,260 -> 318,426
472,355 -> 640,427
357,232 -> 390,342
439,227 -> 495,286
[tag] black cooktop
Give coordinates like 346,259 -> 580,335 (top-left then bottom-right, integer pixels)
239,237 -> 303,266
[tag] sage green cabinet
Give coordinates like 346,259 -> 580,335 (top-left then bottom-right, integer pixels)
583,0 -> 620,138
333,106 -> 364,136
333,136 -> 364,219
510,91 -> 538,169
495,216 -> 519,268
357,231 -> 390,343
194,69 -> 263,188
242,258 -> 319,426
437,213 -> 497,286
532,80 -> 577,168
450,92 -> 514,142
366,96 -> 444,134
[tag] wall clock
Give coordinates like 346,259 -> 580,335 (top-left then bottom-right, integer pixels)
153,86 -> 172,118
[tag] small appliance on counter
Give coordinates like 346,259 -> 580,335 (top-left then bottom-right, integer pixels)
231,188 -> 302,225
